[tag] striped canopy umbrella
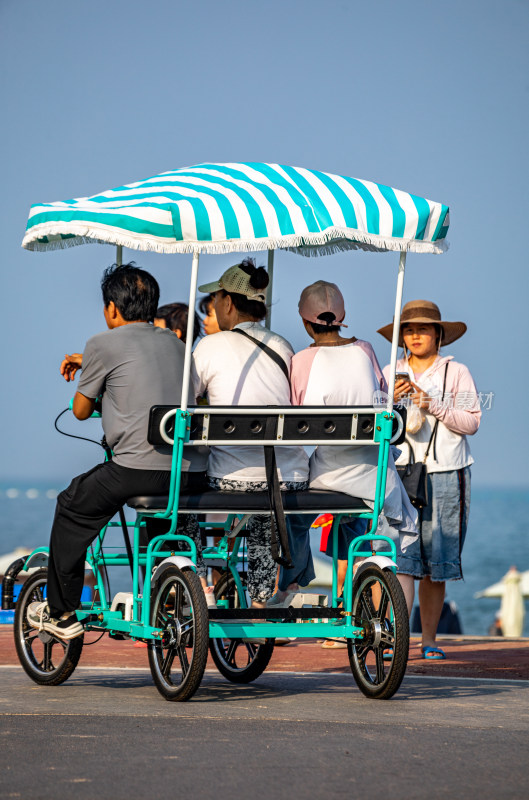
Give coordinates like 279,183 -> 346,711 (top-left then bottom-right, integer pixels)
22,162 -> 449,256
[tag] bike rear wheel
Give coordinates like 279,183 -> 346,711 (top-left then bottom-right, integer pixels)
209,570 -> 275,684
14,568 -> 84,686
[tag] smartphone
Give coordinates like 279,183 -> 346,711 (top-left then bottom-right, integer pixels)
395,372 -> 410,382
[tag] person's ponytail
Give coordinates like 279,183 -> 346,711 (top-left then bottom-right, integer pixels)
249,266 -> 269,291
227,258 -> 268,321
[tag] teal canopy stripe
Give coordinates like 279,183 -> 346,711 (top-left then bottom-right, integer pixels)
145,171 -> 269,239
22,162 -> 449,256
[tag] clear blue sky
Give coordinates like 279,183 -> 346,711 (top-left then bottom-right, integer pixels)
1,0 -> 527,487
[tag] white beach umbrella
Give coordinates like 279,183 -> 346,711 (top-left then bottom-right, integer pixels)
22,162 -> 449,257
474,569 -> 529,599
499,568 -> 525,637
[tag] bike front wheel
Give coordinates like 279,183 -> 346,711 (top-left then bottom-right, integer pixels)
347,565 -> 409,700
148,566 -> 209,702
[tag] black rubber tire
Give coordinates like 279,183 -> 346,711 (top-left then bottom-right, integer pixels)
148,566 -> 209,702
209,570 -> 275,684
14,568 -> 84,686
347,565 -> 409,700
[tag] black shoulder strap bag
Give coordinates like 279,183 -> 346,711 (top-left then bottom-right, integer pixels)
232,328 -> 293,568
396,363 -> 449,509
232,327 -> 290,381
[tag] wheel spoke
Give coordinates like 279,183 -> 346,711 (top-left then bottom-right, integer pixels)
226,639 -> 239,665
375,648 -> 386,684
176,644 -> 189,677
380,627 -> 395,648
180,619 -> 194,639
355,644 -> 369,665
360,590 -> 374,622
161,646 -> 177,677
157,609 -> 170,627
378,586 -> 390,620
173,583 -> 183,619
244,642 -> 257,660
42,641 -> 54,672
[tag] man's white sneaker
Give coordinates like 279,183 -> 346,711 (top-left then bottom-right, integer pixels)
27,602 -> 84,640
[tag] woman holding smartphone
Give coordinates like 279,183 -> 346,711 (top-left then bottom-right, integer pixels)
378,300 -> 481,660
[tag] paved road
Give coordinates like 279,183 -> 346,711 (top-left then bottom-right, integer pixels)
1,667 -> 528,799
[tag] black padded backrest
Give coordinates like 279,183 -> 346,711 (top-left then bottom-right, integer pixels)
147,405 -> 406,447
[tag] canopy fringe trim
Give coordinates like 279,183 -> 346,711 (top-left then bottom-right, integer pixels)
22,223 -> 448,256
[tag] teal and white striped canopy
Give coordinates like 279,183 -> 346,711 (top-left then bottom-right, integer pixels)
22,162 -> 449,257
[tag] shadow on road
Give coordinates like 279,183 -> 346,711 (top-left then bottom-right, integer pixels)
61,669 -> 518,705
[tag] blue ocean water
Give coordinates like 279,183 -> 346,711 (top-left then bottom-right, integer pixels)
1,483 -> 527,635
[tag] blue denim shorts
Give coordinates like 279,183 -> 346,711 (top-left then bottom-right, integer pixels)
397,467 -> 471,581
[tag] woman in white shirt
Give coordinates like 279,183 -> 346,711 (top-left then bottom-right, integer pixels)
192,260 -> 309,606
378,300 -> 481,660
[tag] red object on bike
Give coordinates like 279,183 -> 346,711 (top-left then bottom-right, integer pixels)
311,514 -> 334,552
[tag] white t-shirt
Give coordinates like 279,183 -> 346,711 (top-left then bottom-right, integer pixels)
191,321 -> 309,483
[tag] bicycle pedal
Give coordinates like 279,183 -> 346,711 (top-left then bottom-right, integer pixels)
83,613 -> 102,624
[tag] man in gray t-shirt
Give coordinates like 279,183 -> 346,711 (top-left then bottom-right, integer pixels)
27,264 -> 206,642
78,322 -> 191,470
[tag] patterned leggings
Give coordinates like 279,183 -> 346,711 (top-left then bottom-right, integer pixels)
145,515 -> 207,579
174,515 -> 207,579
208,477 -> 309,602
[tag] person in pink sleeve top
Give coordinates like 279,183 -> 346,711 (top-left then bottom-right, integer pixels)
378,300 -> 481,661
279,282 -> 418,635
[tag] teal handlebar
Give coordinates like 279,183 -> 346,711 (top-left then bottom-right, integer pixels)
69,396 -> 102,418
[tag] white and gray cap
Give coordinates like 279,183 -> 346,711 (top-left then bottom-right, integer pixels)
199,264 -> 267,303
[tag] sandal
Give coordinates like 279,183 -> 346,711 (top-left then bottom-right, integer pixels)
203,586 -> 217,608
421,646 -> 446,660
321,638 -> 347,649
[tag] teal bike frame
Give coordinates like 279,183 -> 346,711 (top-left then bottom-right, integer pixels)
22,406 -> 397,643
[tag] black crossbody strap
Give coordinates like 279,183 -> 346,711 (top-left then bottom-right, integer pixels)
404,437 -> 416,465
232,328 -> 292,566
423,363 -> 449,464
232,328 -> 290,382
263,419 -> 294,569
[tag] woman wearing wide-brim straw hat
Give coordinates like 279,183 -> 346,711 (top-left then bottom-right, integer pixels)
378,300 -> 481,661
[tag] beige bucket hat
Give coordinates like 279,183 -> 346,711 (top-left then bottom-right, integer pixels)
377,299 -> 467,347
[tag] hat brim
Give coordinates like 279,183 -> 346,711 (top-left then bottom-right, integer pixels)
377,318 -> 467,347
197,280 -> 221,294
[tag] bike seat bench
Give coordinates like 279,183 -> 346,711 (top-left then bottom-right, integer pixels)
127,488 -> 370,515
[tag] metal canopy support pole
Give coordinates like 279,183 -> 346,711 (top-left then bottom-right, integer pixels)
386,251 -> 407,412
180,251 -> 200,411
265,249 -> 274,328
116,245 -> 123,266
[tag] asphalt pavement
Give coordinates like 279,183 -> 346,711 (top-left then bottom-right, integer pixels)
1,666 -> 528,800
